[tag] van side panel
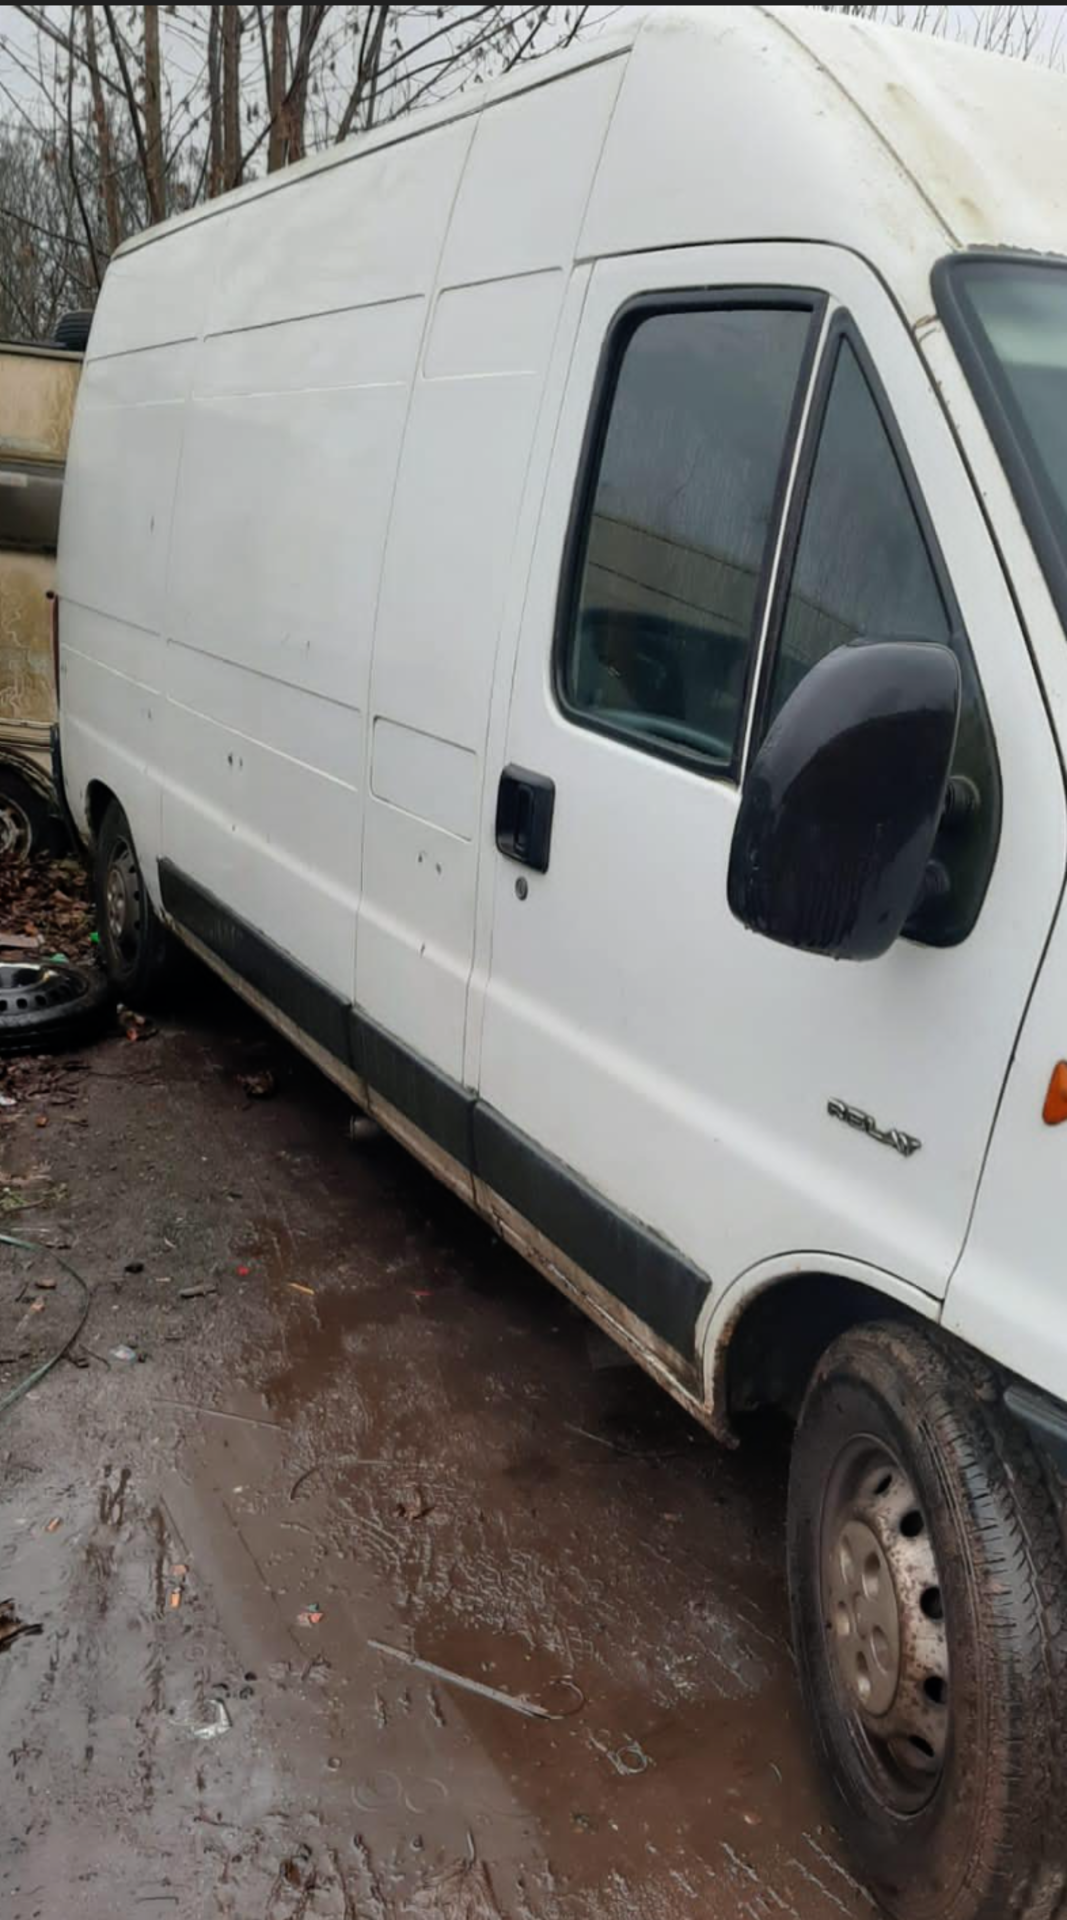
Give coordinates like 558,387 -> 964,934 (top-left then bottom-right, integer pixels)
159,123 -> 472,999
356,59 -> 622,1080
58,215 -> 220,864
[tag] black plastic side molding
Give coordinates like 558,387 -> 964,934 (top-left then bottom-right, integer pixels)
157,860 -> 711,1363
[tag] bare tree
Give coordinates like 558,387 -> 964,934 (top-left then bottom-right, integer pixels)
0,128 -> 97,335
7,6 -> 607,207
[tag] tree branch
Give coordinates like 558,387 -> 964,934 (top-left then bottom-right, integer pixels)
502,6 -> 553,74
0,204 -> 85,252
13,3 -> 124,95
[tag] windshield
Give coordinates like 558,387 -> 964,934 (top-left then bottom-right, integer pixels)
937,257 -> 1067,628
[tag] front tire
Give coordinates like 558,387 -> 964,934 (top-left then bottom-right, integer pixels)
93,800 -> 177,1010
789,1322 -> 1067,1920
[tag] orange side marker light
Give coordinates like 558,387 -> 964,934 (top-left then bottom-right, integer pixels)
1043,1062 -> 1067,1125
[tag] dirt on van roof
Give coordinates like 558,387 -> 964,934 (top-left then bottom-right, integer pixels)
0,916 -> 872,1920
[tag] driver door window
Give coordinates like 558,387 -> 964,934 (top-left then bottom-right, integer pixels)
557,299 -> 817,776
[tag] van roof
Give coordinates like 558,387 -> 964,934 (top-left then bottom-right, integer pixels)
117,5 -> 1067,289
767,4 -> 1067,256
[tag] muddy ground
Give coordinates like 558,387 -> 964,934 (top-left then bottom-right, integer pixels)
1,922 -> 875,1919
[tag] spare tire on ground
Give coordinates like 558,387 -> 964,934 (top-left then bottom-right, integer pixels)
52,310 -> 93,353
0,960 -> 112,1053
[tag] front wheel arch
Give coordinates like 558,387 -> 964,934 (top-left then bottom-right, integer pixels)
704,1266 -> 935,1436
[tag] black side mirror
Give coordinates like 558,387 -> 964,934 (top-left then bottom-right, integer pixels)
728,640 -> 961,960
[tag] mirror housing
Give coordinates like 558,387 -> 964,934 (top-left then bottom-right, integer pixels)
728,640 -> 961,960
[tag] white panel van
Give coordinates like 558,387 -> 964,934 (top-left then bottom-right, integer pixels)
55,9 -> 1067,1913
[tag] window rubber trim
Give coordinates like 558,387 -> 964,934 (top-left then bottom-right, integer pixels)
551,286 -> 828,787
932,249 -> 1067,645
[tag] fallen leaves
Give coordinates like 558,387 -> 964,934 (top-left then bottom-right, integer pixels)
0,855 -> 94,967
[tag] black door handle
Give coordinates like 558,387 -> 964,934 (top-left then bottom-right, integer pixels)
496,765 -> 555,873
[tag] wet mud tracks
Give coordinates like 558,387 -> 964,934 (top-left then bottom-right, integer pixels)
1,983 -> 875,1918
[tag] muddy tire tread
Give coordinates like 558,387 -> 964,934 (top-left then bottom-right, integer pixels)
791,1321 -> 1067,1920
940,1341 -> 1067,1920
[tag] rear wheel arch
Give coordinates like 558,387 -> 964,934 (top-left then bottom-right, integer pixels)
85,778 -> 119,844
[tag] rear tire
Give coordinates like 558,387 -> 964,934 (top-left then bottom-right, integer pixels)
789,1321 -> 1067,1920
93,800 -> 177,1010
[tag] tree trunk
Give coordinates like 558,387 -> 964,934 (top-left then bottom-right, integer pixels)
267,5 -> 289,172
83,3 -> 121,254
363,5 -> 390,133
207,5 -> 222,195
286,5 -> 313,165
65,5 -> 101,288
143,4 -> 164,222
222,4 -> 242,188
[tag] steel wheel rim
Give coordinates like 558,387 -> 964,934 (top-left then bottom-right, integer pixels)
821,1436 -> 950,1814
0,793 -> 32,862
105,837 -> 144,966
0,961 -> 88,1013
